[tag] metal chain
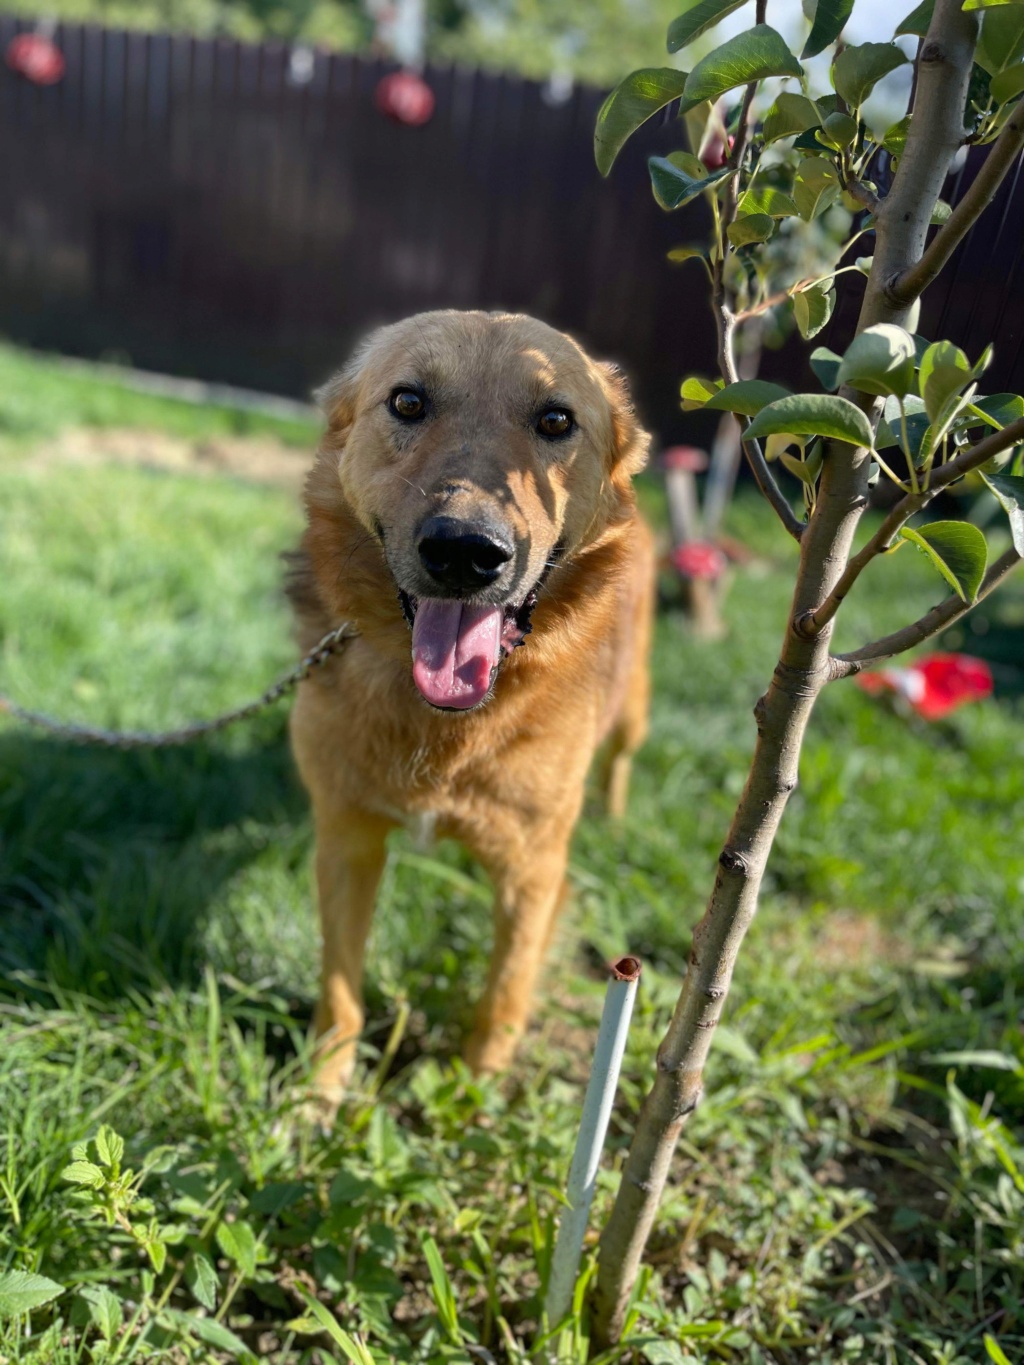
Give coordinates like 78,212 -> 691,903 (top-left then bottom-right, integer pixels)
0,623 -> 358,750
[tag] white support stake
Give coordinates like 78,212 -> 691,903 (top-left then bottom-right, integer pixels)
543,955 -> 642,1336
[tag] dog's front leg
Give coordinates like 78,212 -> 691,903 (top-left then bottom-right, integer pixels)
311,808 -> 392,1111
464,833 -> 572,1075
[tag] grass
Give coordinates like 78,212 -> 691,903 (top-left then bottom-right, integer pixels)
1,348 -> 1024,1364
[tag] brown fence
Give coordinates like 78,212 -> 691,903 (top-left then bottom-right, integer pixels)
1,14 -> 1023,444
0,15 -> 723,442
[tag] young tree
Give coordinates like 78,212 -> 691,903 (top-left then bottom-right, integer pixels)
590,0 -> 1024,1345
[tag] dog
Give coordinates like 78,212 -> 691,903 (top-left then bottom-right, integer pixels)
287,309 -> 654,1111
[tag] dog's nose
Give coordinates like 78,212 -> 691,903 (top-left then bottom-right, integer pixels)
417,516 -> 514,592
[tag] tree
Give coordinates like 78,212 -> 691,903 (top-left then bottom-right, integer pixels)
589,0 -> 1024,1347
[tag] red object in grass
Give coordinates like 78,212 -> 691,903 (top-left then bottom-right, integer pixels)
662,445 -> 709,472
672,541 -> 727,581
855,652 -> 993,721
6,33 -> 65,85
375,70 -> 435,126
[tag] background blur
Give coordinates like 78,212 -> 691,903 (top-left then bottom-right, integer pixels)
3,0 -> 1024,447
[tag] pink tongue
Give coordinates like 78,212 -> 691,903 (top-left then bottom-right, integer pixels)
411,599 -> 504,709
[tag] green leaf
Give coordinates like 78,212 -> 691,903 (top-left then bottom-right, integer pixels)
762,92 -> 821,144
931,199 -> 952,225
882,115 -> 911,157
803,0 -> 854,57
898,521 -> 988,602
185,1253 -> 218,1312
985,1335 -> 1015,1365
704,379 -> 791,414
79,1286 -> 123,1344
667,244 -> 707,262
215,1220 -> 258,1279
837,324 -> 917,397
0,1272 -> 64,1319
668,0 -> 750,52
792,282 -> 836,339
793,156 -> 841,220
967,393 -> 1024,431
818,111 -> 859,149
680,375 -> 724,409
833,43 -> 909,109
61,1160 -> 104,1188
810,346 -> 842,390
727,212 -> 775,245
780,451 -> 818,484
292,1287 -> 374,1361
982,473 -> 1024,555
161,1308 -> 257,1364
594,69 -> 693,176
737,182 -> 799,217
895,0 -> 934,36
422,1236 -> 462,1344
745,394 -> 875,447
966,0 -> 1024,9
683,25 -> 802,106
648,152 -> 733,210
94,1126 -> 124,1171
991,61 -> 1024,104
977,6 -> 1024,76
919,340 -> 971,422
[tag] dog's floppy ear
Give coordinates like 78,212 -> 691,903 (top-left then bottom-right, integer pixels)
314,330 -> 381,435
598,361 -> 650,477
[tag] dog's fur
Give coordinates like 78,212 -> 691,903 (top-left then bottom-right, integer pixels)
287,309 -> 654,1109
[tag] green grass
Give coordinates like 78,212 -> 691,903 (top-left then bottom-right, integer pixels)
1,367 -> 1024,1363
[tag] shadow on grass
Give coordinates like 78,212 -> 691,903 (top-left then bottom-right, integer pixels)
0,721 -> 308,1000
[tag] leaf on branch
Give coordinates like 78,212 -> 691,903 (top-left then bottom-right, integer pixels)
594,69 -> 694,176
648,152 -> 733,210
818,111 -> 859,150
991,61 -> 1024,105
738,182 -> 799,217
680,375 -> 725,410
882,114 -> 911,157
981,473 -> 1024,556
931,199 -> 952,225
668,0 -> 751,53
792,282 -> 836,339
837,324 -> 917,398
965,0 -> 1024,11
976,7 -> 1024,78
682,25 -> 802,106
898,522 -> 988,602
0,1272 -> 65,1320
160,1308 -> 258,1364
666,244 -> 707,262
968,393 -> 1024,433
79,1287 -> 124,1344
919,340 -> 971,422
810,346 -> 842,390
895,0 -> 934,37
61,1160 -> 104,1188
780,451 -> 819,484
745,393 -> 875,447
793,156 -> 841,220
727,212 -> 775,245
832,42 -> 909,110
185,1253 -> 219,1311
802,0 -> 855,59
703,379 -> 791,414
762,92 -> 821,144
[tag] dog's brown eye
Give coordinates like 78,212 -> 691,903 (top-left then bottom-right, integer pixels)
537,407 -> 573,439
389,388 -> 426,421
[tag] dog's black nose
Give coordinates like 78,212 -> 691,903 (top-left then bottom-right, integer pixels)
418,516 -> 513,592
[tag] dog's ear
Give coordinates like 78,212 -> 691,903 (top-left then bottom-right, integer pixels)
315,329 -> 383,436
599,362 -> 650,477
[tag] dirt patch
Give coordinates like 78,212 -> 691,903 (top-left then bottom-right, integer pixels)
34,426 -> 314,491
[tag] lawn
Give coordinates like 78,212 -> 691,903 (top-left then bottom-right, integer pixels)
1,348 -> 1023,1365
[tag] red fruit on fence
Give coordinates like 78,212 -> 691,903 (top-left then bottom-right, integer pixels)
6,33 -> 65,86
375,71 -> 435,126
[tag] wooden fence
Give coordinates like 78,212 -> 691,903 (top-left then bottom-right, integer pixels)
1,14 -> 1022,443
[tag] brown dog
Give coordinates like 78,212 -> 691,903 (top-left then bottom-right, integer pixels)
287,309 -> 654,1110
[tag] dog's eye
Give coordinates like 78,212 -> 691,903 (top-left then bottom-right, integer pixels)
536,407 -> 574,439
389,388 -> 426,422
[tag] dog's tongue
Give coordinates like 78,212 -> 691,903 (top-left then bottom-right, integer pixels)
412,600 -> 504,709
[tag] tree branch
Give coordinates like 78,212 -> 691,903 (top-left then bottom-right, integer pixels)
887,102 -> 1024,310
830,545 -> 1022,675
797,415 -> 1024,637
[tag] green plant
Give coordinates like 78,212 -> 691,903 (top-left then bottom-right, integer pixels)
591,0 -> 1024,1347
